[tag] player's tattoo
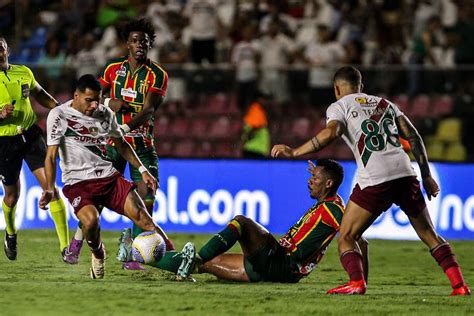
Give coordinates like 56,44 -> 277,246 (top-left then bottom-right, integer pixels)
396,115 -> 431,177
311,137 -> 321,151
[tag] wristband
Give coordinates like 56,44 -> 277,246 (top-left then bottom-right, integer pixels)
104,98 -> 111,107
120,124 -> 131,133
138,165 -> 147,174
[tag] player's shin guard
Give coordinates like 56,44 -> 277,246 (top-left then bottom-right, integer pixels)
340,250 -> 365,282
49,198 -> 70,251
198,218 -> 242,262
2,201 -> 17,235
431,242 -> 467,289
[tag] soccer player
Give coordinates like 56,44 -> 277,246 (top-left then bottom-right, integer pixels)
64,19 -> 174,268
271,66 -> 470,296
149,159 -> 369,283
39,74 -> 165,279
0,37 -> 69,260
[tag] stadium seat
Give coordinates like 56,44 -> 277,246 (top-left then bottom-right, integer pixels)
392,94 -> 410,113
426,140 -> 444,161
209,116 -> 231,139
409,94 -> 431,119
189,117 -> 210,139
156,140 -> 173,157
445,142 -> 467,162
434,118 -> 462,144
215,141 -> 239,158
204,93 -> 228,115
432,95 -> 454,118
154,116 -> 170,138
174,140 -> 195,157
168,117 -> 189,137
194,141 -> 213,158
290,117 -> 311,139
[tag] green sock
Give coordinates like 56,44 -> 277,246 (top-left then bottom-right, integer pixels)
198,219 -> 242,262
49,198 -> 69,251
148,251 -> 180,273
2,200 -> 16,235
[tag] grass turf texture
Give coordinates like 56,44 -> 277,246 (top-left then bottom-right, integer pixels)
0,230 -> 472,315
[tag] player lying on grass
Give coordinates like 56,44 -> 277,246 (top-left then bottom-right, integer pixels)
38,75 -> 168,279
137,159 -> 368,283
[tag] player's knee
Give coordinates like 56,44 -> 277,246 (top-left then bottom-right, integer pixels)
81,215 -> 99,232
358,237 -> 369,247
3,191 -> 20,206
233,215 -> 250,226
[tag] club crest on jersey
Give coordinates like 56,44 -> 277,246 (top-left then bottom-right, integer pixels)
116,66 -> 127,77
89,127 -> 98,136
139,80 -> 150,94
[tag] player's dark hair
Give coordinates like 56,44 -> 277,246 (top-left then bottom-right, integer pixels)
121,18 -> 156,44
333,66 -> 362,88
316,158 -> 344,194
76,74 -> 101,92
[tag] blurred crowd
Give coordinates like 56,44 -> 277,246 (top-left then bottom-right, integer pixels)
1,0 -> 474,161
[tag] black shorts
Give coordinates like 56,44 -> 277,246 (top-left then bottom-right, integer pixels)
0,124 -> 46,185
244,236 -> 302,283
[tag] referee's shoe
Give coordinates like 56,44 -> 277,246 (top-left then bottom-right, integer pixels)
4,233 -> 17,260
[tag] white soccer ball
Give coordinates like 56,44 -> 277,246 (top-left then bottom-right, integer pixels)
132,231 -> 166,264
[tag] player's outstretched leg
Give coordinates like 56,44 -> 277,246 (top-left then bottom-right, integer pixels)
2,192 -> 18,260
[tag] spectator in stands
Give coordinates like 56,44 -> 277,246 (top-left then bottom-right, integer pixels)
241,92 -> 271,159
303,24 -> 345,114
38,37 -> 67,91
183,0 -> 221,64
258,19 -> 295,107
67,33 -> 105,79
231,24 -> 261,112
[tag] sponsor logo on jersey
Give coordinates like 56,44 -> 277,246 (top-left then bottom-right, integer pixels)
116,66 -> 127,77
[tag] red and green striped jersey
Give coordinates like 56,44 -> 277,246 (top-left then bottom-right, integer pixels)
99,56 -> 168,150
279,195 -> 345,276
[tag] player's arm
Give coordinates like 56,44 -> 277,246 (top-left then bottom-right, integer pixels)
396,115 -> 440,200
121,91 -> 164,132
31,81 -> 59,109
99,85 -> 130,113
111,135 -> 157,191
271,120 -> 344,158
39,145 -> 60,210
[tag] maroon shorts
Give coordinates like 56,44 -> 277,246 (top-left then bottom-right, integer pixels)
63,172 -> 136,215
349,176 -> 427,217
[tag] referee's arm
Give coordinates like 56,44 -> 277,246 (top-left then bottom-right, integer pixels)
31,81 -> 59,109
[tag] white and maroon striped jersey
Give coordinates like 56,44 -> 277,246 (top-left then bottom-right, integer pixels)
326,93 -> 416,189
47,100 -> 122,185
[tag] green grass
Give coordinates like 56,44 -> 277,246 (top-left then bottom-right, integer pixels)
0,230 -> 472,315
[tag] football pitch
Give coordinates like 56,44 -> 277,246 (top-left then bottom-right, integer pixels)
0,230 -> 472,315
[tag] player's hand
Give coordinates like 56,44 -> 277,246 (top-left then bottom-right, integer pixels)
0,104 -> 15,119
271,144 -> 295,158
141,171 -> 157,193
39,190 -> 54,210
108,99 -> 130,113
422,176 -> 440,201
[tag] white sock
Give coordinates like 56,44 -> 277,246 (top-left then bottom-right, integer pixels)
74,227 -> 84,241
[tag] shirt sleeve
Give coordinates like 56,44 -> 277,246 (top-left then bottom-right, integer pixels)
107,108 -> 122,138
149,67 -> 168,96
46,107 -> 66,145
390,101 -> 404,117
98,63 -> 111,90
25,66 -> 36,90
326,101 -> 346,127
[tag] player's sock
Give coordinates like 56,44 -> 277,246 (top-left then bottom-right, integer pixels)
340,250 -> 365,282
88,240 -> 105,260
74,225 -> 83,241
49,198 -> 69,251
431,242 -> 466,289
198,218 -> 241,262
148,251 -> 180,272
2,201 -> 17,235
132,224 -> 143,239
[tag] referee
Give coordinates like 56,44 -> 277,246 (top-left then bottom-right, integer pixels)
0,37 -> 69,260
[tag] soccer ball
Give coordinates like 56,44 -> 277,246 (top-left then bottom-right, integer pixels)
132,231 -> 166,264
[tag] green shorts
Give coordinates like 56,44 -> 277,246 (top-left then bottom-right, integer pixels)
244,236 -> 302,283
106,145 -> 159,201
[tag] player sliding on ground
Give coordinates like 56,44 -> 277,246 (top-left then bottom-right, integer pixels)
148,159 -> 369,283
39,75 -> 168,279
271,66 -> 470,296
